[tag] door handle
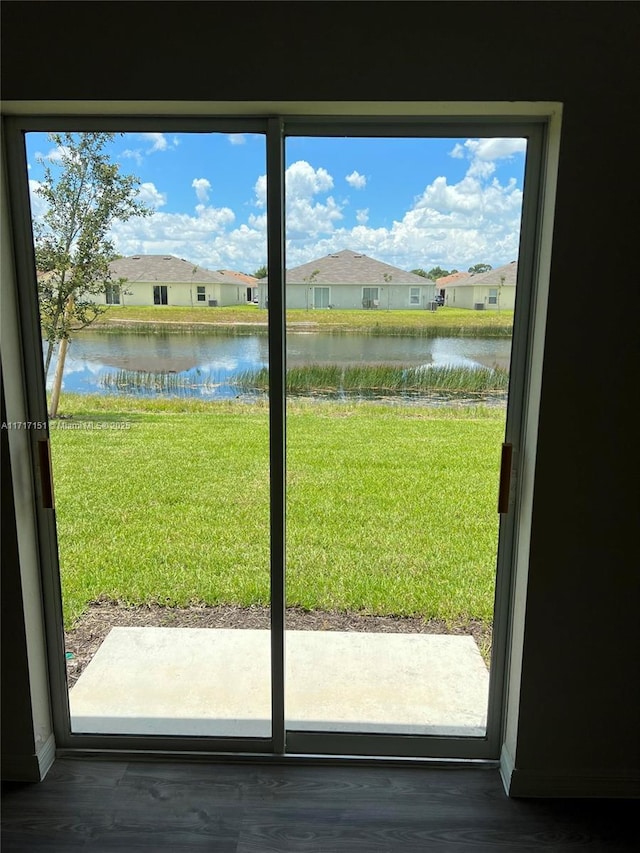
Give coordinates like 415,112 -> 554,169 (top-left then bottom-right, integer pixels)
498,442 -> 513,514
38,438 -> 55,509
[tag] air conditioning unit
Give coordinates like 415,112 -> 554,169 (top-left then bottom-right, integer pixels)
474,302 -> 485,310
208,299 -> 218,307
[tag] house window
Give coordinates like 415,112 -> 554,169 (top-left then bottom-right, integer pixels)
197,286 -> 206,302
313,286 -> 330,309
105,284 -> 120,305
410,287 -> 420,305
488,288 -> 498,305
362,287 -> 379,309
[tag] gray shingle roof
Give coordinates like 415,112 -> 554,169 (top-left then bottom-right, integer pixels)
109,255 -> 243,285
440,261 -> 518,288
277,250 -> 432,285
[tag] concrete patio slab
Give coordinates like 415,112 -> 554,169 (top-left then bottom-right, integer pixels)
69,628 -> 489,738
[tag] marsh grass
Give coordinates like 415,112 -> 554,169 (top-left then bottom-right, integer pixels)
234,364 -> 509,396
51,393 -> 504,630
99,368 -> 227,394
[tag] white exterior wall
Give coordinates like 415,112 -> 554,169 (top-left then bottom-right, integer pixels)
445,285 -> 516,311
262,282 -> 436,310
99,281 -> 250,307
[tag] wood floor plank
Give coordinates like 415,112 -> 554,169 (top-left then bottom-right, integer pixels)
2,759 -> 638,852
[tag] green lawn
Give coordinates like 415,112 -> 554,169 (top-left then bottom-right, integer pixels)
93,304 -> 513,336
51,394 -> 504,629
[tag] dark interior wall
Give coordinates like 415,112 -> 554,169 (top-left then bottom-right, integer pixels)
1,375 -> 36,758
2,1 -> 638,789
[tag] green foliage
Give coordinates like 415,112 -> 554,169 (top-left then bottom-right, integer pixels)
35,132 -> 152,357
253,265 -> 268,279
427,266 -> 451,280
468,263 -> 493,275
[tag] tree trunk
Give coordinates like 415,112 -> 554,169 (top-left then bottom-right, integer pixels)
44,339 -> 56,377
48,336 -> 68,419
48,296 -> 74,419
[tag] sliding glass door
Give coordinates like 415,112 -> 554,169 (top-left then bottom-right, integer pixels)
5,113 -> 545,759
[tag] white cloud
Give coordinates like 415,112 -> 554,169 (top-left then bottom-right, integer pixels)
463,138 -> 527,161
121,148 -> 144,165
281,160 -> 523,270
228,134 -> 246,146
285,161 -> 334,198
121,135 -> 179,165
253,160 -> 342,238
346,170 -> 367,189
449,137 -> 526,185
192,178 -> 212,203
254,174 -> 267,208
284,162 -> 340,238
466,159 -> 496,179
36,145 -> 72,164
140,132 -> 169,153
109,203 -> 247,270
28,179 -> 47,219
106,150 -> 524,275
137,182 -> 167,209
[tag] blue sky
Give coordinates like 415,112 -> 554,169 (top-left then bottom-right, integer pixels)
26,131 -> 526,276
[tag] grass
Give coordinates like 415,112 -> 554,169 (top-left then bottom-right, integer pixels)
233,363 -> 509,396
96,364 -> 509,399
93,304 -> 513,337
51,393 -> 504,630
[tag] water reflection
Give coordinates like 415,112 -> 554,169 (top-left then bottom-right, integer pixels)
44,330 -> 512,400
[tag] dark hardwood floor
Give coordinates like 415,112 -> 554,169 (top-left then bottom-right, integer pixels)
1,759 -> 637,852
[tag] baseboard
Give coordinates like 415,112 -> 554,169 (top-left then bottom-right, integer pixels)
1,732 -> 56,783
37,731 -> 56,779
499,743 -> 515,795
500,744 -> 640,798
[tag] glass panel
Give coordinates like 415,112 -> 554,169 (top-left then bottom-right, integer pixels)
284,134 -> 526,738
314,287 -> 330,309
25,129 -> 271,739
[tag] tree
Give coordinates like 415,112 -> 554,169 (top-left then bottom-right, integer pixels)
468,263 -> 493,275
253,265 -> 268,279
34,132 -> 151,417
303,269 -> 320,309
410,268 -> 429,278
427,266 -> 450,281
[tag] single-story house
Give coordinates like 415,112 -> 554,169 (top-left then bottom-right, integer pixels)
101,255 -> 258,307
259,249 -> 437,310
433,271 -> 471,303
217,269 -> 260,304
438,261 -> 518,310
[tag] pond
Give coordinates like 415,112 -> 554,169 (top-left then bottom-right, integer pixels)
46,330 -> 512,401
